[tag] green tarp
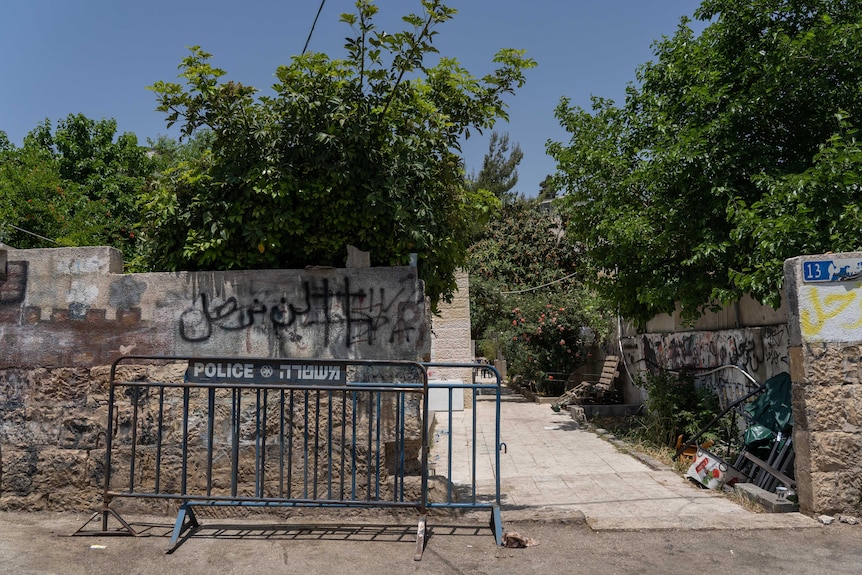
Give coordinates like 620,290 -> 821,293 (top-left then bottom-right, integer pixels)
743,371 -> 793,446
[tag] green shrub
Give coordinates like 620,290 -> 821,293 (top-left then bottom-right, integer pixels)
634,369 -> 724,448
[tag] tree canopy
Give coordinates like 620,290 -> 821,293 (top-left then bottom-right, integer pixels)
0,114 -> 155,264
143,0 -> 535,310
466,131 -> 523,203
549,0 -> 862,323
467,200 -> 611,381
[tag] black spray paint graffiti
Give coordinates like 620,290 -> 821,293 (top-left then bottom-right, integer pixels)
641,327 -> 790,375
179,278 -> 423,347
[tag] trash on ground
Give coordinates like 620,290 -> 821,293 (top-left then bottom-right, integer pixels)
503,531 -> 538,548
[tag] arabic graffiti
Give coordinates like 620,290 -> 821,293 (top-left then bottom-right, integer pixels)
178,277 -> 423,347
800,285 -> 862,340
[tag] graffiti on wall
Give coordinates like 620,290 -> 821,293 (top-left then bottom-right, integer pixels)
799,285 -> 862,341
641,325 -> 789,380
178,277 -> 424,348
2,247 -> 427,365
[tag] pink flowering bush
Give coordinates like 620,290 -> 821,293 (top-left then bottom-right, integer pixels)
503,296 -> 596,385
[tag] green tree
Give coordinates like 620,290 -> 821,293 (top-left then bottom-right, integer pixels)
549,0 -> 862,323
466,200 -> 610,382
466,131 -> 524,203
537,175 -> 557,201
143,0 -> 535,310
0,115 -> 156,264
0,125 -> 72,248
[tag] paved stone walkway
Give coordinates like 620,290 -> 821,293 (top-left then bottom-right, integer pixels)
431,392 -> 817,530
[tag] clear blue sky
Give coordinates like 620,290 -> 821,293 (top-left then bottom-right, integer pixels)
1,1 -> 705,197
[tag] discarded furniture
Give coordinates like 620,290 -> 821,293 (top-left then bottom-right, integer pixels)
551,355 -> 621,411
676,370 -> 796,495
674,434 -> 714,464
731,372 -> 795,491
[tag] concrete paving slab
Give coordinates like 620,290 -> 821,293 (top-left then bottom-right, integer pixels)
431,393 -> 819,531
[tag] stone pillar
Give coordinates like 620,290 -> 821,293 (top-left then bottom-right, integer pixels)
784,253 -> 862,515
429,270 -> 473,407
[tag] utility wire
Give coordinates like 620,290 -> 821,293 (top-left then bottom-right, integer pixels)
9,224 -> 59,245
499,272 -> 578,295
302,0 -> 327,55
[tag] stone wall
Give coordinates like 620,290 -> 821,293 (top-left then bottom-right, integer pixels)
428,270 -> 473,406
784,253 -> 862,515
0,246 -> 430,510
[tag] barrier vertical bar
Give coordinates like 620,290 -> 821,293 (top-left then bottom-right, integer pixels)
471,385 -> 478,504
278,389 -> 285,497
375,391 -> 382,501
394,392 -> 402,502
181,387 -> 190,496
313,389 -> 321,499
447,391 -> 454,504
366,390 -> 373,500
101,367 -> 117,532
256,388 -> 266,498
339,389 -> 347,500
206,387 -> 215,496
327,389 -> 334,500
351,390 -> 358,501
302,389 -> 310,499
230,388 -> 240,497
286,389 -> 295,499
129,386 -> 140,493
155,386 -> 165,494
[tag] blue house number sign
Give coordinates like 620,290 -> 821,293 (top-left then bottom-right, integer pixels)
803,259 -> 862,283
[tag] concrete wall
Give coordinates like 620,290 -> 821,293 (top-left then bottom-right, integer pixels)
785,253 -> 862,515
0,246 -> 430,510
645,293 -> 788,333
635,326 -> 790,385
1,246 -> 429,367
623,296 -> 791,406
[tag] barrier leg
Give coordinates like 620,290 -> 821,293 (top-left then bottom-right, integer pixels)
167,502 -> 200,553
72,507 -> 138,537
413,515 -> 427,561
491,506 -> 503,547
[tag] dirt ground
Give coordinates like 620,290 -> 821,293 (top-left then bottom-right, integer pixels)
0,509 -> 860,575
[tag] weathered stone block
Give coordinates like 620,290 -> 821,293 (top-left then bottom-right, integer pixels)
809,431 -> 862,473
59,416 -> 104,449
1,448 -> 37,495
32,367 -> 94,405
841,346 -> 862,385
809,469 -> 862,516
804,342 -> 846,385
791,428 -> 814,514
801,385 -> 851,432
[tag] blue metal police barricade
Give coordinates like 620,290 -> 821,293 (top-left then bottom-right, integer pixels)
75,355 -> 504,559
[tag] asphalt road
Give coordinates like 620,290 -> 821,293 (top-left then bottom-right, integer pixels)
1,510 -> 860,575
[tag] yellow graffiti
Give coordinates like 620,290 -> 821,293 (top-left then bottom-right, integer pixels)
801,287 -> 862,337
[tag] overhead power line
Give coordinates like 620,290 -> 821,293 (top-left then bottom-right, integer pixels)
303,0 -> 327,55
9,224 -> 59,245
499,272 -> 578,295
